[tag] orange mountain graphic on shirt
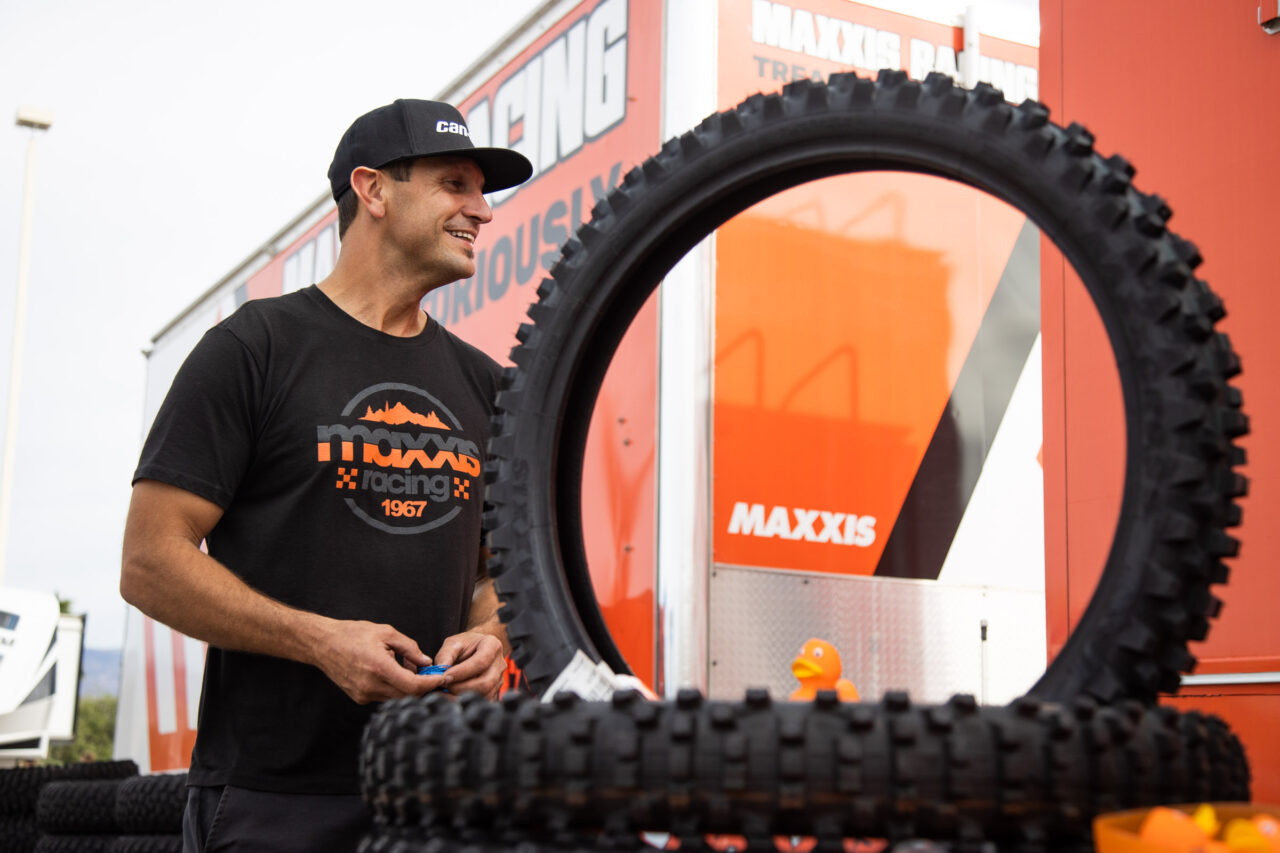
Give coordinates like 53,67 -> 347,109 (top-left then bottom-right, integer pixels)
359,401 -> 450,430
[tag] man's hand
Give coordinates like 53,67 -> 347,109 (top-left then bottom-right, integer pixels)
312,620 -> 447,704
433,631 -> 506,699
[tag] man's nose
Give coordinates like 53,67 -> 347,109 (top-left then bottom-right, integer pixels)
467,190 -> 493,224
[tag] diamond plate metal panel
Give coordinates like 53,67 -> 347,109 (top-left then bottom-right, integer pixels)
708,564 -> 1047,704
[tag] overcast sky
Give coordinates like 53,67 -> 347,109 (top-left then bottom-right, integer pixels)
0,0 -> 546,648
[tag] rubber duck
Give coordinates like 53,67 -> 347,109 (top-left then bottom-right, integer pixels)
789,637 -> 860,701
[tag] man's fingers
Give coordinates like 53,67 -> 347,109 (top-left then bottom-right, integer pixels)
433,631 -> 500,670
446,658 -> 506,699
446,669 -> 500,693
376,656 -> 445,697
432,635 -> 469,667
441,639 -> 500,683
384,631 -> 432,668
436,655 -> 486,684
431,632 -> 504,696
317,620 -> 456,704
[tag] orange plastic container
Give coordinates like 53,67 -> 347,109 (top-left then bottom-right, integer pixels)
1094,804 -> 1280,853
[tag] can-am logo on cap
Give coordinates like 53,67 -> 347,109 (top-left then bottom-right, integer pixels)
435,120 -> 471,137
314,382 -> 481,535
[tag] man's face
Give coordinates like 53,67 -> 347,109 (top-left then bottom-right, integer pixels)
385,155 -> 492,286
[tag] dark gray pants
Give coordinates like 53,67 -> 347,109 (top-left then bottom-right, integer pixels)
182,784 -> 370,853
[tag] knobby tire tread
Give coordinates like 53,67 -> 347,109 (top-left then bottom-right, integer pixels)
36,779 -> 124,834
0,762 -> 137,818
360,691 -> 1249,849
113,773 -> 187,835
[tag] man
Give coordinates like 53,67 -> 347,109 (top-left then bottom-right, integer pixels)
120,99 -> 533,851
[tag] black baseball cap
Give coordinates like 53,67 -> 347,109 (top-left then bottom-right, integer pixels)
327,99 -> 533,202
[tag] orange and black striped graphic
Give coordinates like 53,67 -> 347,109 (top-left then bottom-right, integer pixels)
874,220 -> 1040,579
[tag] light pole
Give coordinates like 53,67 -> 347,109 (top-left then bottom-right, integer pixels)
0,106 -> 53,588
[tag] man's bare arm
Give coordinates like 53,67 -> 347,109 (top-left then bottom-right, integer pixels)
120,479 -> 445,703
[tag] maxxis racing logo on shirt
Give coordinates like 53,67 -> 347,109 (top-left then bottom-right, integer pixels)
315,382 -> 480,535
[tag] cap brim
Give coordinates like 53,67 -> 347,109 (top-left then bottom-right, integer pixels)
333,147 -> 534,200
455,147 -> 534,193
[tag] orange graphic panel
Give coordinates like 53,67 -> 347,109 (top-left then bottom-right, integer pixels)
713,0 -> 1039,579
713,173 -> 1028,574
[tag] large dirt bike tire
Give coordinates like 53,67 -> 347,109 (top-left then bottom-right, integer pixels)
483,70 -> 1247,705
113,773 -> 187,834
36,779 -> 123,834
360,690 -> 1249,850
0,762 -> 137,818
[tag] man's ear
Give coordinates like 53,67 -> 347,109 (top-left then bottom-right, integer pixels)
350,166 -> 388,221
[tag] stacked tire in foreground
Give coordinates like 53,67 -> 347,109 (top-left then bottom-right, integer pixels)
361,692 -> 1249,852
0,763 -> 185,853
362,69 -> 1250,850
111,773 -> 188,852
0,762 -> 136,853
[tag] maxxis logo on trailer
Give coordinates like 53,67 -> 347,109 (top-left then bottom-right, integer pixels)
750,0 -> 1038,102
753,0 -> 902,69
727,502 -> 877,547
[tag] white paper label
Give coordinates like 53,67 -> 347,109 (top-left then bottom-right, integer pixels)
541,649 -> 617,702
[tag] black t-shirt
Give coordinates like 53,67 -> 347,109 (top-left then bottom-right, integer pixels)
134,286 -> 502,793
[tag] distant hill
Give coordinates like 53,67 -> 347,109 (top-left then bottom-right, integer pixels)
79,648 -> 121,698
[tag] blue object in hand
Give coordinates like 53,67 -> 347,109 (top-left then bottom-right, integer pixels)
417,663 -> 451,693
